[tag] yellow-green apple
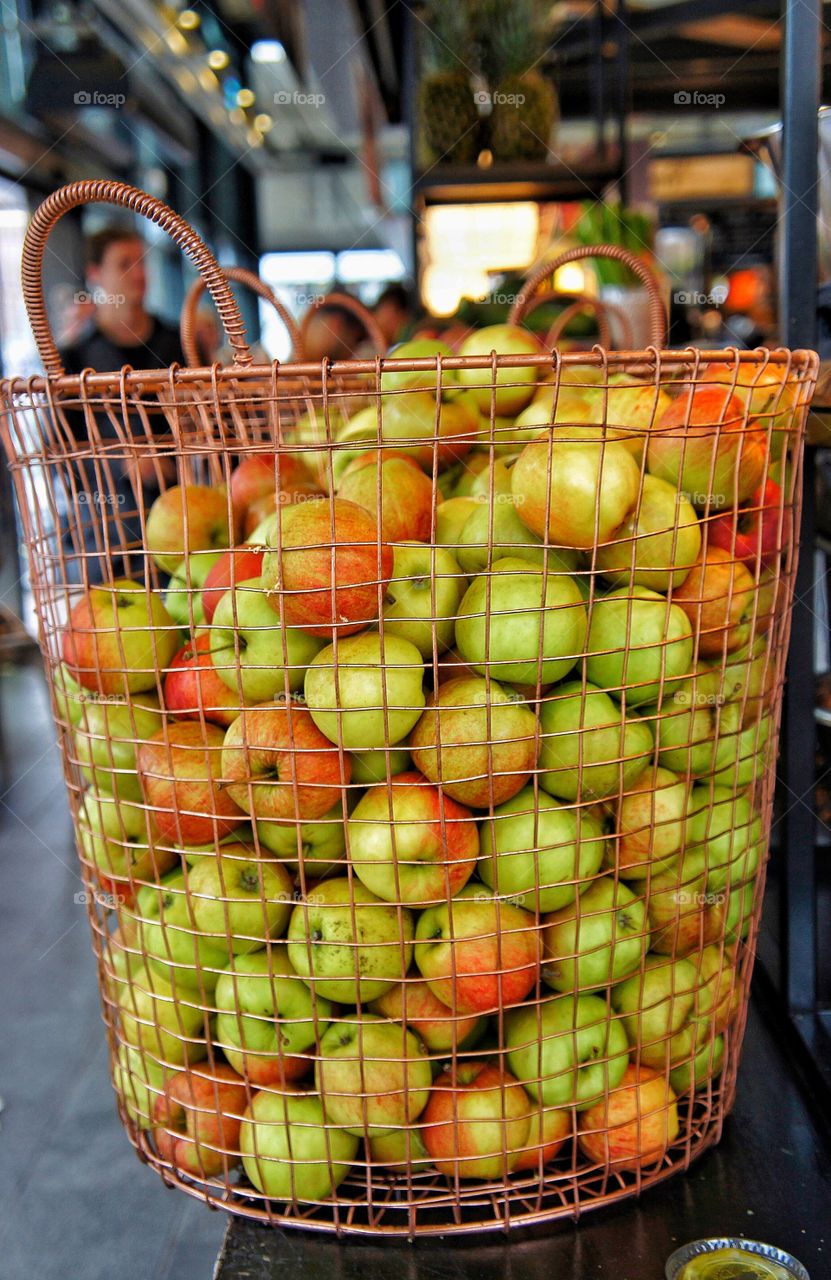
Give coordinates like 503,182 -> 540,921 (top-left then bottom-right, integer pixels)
542,876 -> 649,993
113,1042 -> 171,1129
209,579 -> 323,703
187,849 -> 293,954
450,453 -> 493,498
240,1087 -> 359,1201
641,681 -> 719,777
595,475 -> 701,592
456,324 -> 541,415
381,541 -> 464,659
478,786 -> 606,913
304,632 -> 425,749
369,972 -> 486,1052
336,392 -> 477,471
611,953 -> 698,1069
74,693 -> 166,802
667,944 -> 741,1069
577,1064 -> 679,1171
414,884 -> 540,1015
153,1061 -> 248,1178
117,962 -> 208,1066
456,495 -> 581,576
366,1125 -> 432,1171
645,849 -> 724,956
409,675 -> 538,808
686,785 -> 762,895
723,838 -> 762,943
77,788 -> 175,894
421,1062 -> 533,1178
504,992 -> 630,1109
346,770 -> 479,904
646,387 -> 766,509
461,457 -> 513,501
135,869 -> 230,993
708,478 -> 791,571
380,337 -> 457,393
669,1031 -> 725,1094
436,496 -> 479,546
616,768 -> 692,879
222,702 -> 349,823
137,722 -> 246,846
287,877 -> 414,1003
164,551 -> 224,628
511,1104 -> 572,1171
201,547 -> 266,623
53,662 -> 93,727
538,680 -> 654,802
511,437 -> 640,549
673,547 -> 757,659
336,451 -> 435,543
214,946 -> 333,1086
349,747 -> 411,786
316,1015 -> 432,1137
585,586 -> 694,706
164,633 -> 245,728
146,484 -> 237,575
710,706 -> 772,790
261,497 -> 393,637
753,563 -> 782,636
230,453 -> 321,524
255,803 -> 347,878
455,557 -> 587,686
696,634 -> 776,728
62,579 -> 179,695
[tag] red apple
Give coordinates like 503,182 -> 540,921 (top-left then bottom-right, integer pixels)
221,701 -> 349,822
62,578 -> 179,696
646,388 -> 767,510
337,451 -> 435,543
708,479 -> 791,569
422,1061 -> 533,1179
136,722 -> 246,845
163,634 -> 245,727
153,1062 -> 248,1177
512,1105 -> 572,1171
146,484 -> 239,575
369,971 -> 485,1052
578,1065 -> 679,1171
673,547 -> 758,658
201,548 -> 266,623
230,453 -> 321,519
261,497 -> 393,637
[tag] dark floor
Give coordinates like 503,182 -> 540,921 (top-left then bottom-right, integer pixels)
0,661 -> 225,1280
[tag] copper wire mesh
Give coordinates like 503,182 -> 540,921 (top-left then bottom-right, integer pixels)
0,188 -> 819,1239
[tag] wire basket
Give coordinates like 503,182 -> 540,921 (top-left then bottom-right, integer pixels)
0,180 -> 819,1240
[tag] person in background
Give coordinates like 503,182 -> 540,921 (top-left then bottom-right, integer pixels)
303,302 -> 367,362
374,282 -> 412,348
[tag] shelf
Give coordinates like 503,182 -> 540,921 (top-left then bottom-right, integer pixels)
412,156 -> 621,205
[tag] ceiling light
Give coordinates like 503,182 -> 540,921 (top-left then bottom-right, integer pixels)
251,40 -> 286,63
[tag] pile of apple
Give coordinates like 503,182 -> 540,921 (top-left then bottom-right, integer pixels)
55,327 -> 796,1206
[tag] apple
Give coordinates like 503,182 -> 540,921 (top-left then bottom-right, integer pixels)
187,848 -> 293,954
585,586 -> 694,706
113,1042 -> 172,1129
646,387 -> 766,509
316,1015 -> 432,1137
436,497 -> 479,546
222,701 -> 349,823
686,785 -> 762,895
53,662 -> 94,727
366,1125 -> 432,1171
710,706 -> 773,791
594,475 -> 702,592
134,869 -> 230,993
511,1104 -> 572,1172
409,675 -> 538,808
511,437 -> 640,549
644,849 -> 724,956
201,547 -> 266,623
146,484 -> 236,575
230,453 -> 321,523
577,1065 -> 679,1171
537,680 -> 654,802
456,495 -> 581,577
673,547 -> 757,658
696,635 -> 776,728
153,1061 -> 248,1178
616,767 -> 692,879
137,722 -> 246,846
455,557 -> 587,686
723,838 -> 762,943
421,1062 -> 533,1178
381,541 -> 465,659
640,681 -> 719,778
336,392 -> 477,471
369,973 -> 486,1053
74,693 -> 166,802
164,551 -> 224,628
117,962 -> 208,1066
255,803 -> 347,878
708,478 -> 791,571
478,786 -> 607,913
669,1031 -> 725,1094
380,337 -> 457,393
542,876 -> 649,992
456,325 -> 541,416
214,946 -> 333,1085
674,944 -> 741,1045
62,579 -> 179,695
450,453 -> 493,498
504,993 -> 630,1109
611,954 -> 698,1069
414,884 -> 540,1015
240,1088 -> 359,1202
346,770 -> 479,905
304,632 -> 425,750
261,498 -> 393,637
337,451 -> 435,543
164,633 -> 246,728
209,579 -> 323,703
349,747 -> 411,787
287,877 -> 414,1003
77,788 -> 175,888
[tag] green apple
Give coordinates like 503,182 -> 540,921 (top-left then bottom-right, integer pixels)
210,579 -> 322,703
134,869 -> 230,993
669,1031 -> 725,1094
349,747 -> 411,786
710,706 -> 773,791
240,1090 -> 359,1202
77,789 -> 150,880
696,634 -> 775,727
304,632 -> 425,749
542,876 -> 649,992
611,954 -> 698,1069
187,850 -> 294,954
113,1042 -> 172,1129
538,680 -> 654,802
456,495 -> 580,576
456,324 -> 541,416
511,437 -> 640,549
164,550 -> 224,628
117,963 -> 208,1066
74,694 -> 166,802
53,663 -> 93,727
479,786 -> 606,912
336,392 -> 477,473
585,586 -> 694,706
380,338 -> 456,393
455,557 -> 587,685
463,458 -> 513,501
256,803 -> 347,877
594,475 -> 702,592
287,877 -> 414,1003
366,1126 -> 432,1171
724,838 -> 762,942
640,681 -> 719,777
382,542 -> 465,658
686,785 -> 762,895
435,496 -> 479,545
62,578 -> 180,696
450,453 -> 492,498
616,767 -> 692,880
316,1015 -> 432,1136
504,993 -> 630,1109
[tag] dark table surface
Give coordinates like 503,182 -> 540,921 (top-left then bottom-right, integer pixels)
215,1002 -> 831,1280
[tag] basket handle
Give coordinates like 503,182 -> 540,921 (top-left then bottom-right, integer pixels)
21,179 -> 253,377
298,289 -> 387,357
180,265 -> 305,365
509,244 -> 667,349
546,295 -> 634,350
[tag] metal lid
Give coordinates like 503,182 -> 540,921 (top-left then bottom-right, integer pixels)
665,1238 -> 810,1280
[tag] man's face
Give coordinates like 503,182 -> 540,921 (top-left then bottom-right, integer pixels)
88,237 -> 147,308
